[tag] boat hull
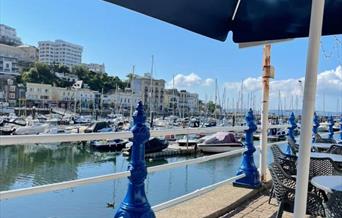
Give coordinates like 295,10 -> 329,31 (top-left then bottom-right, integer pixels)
198,143 -> 243,153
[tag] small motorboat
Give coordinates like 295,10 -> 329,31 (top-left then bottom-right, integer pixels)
14,123 -> 49,135
177,134 -> 205,146
197,132 -> 242,153
0,126 -> 15,135
84,121 -> 113,133
124,137 -> 169,155
90,139 -> 128,152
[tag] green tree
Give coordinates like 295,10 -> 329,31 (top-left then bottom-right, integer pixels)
207,101 -> 216,114
21,63 -> 58,85
20,63 -> 128,94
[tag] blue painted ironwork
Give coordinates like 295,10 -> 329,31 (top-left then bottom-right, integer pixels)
328,116 -> 334,139
286,112 -> 297,155
312,112 -> 320,142
340,117 -> 342,141
233,109 -> 261,189
115,101 -> 155,218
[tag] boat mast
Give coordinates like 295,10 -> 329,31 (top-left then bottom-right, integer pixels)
130,65 -> 135,118
323,91 -> 326,116
172,74 -> 175,116
240,79 -> 244,114
149,55 -> 154,127
214,78 -> 218,118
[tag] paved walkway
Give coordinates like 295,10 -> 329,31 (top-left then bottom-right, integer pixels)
155,183 -> 260,218
221,191 -> 309,218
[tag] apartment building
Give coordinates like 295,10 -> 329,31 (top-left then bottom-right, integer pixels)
131,73 -> 165,114
26,82 -> 98,109
0,44 -> 38,78
163,88 -> 180,115
38,40 -> 83,68
0,24 -> 22,46
179,90 -> 199,116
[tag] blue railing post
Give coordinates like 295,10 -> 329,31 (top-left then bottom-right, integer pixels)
115,101 -> 155,218
328,116 -> 334,139
286,112 -> 297,155
340,116 -> 342,141
312,112 -> 320,142
233,109 -> 261,189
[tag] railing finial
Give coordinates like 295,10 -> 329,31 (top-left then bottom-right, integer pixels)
286,112 -> 297,154
312,112 -> 320,142
233,108 -> 261,188
115,101 -> 155,218
340,116 -> 342,141
328,115 -> 334,139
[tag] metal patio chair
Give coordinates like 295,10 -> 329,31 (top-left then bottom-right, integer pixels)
327,144 -> 342,155
309,157 -> 342,179
269,145 -> 297,203
325,191 -> 342,218
314,133 -> 337,144
269,162 -> 326,218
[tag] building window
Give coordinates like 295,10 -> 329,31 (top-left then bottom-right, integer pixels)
9,93 -> 15,99
9,86 -> 16,92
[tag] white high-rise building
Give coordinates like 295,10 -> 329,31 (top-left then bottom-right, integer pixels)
38,40 -> 83,68
0,24 -> 22,46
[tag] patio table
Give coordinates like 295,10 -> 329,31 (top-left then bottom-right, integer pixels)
311,176 -> 342,193
311,176 -> 342,217
310,152 -> 342,163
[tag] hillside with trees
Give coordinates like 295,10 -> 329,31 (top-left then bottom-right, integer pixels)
19,63 -> 128,93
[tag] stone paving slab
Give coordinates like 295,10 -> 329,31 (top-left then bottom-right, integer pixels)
155,183 -> 263,218
221,193 -> 295,218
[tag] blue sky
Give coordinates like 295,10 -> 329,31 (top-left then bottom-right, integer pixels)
1,0 -> 342,112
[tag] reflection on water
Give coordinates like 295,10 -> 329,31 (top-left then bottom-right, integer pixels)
0,142 -> 282,218
0,144 -> 117,191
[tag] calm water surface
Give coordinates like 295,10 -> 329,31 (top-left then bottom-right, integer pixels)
0,141 -> 284,218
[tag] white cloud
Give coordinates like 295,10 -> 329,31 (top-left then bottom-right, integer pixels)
224,65 -> 342,97
167,73 -> 214,89
203,78 -> 214,86
317,66 -> 342,95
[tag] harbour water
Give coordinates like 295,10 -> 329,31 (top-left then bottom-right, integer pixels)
0,141 -> 282,218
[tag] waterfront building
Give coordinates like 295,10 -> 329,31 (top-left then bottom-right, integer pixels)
179,90 -> 199,117
76,88 -> 99,110
188,92 -> 199,114
0,56 -> 20,78
131,73 -> 165,114
0,79 -> 25,107
26,83 -> 53,107
51,86 -> 75,105
38,40 -> 83,68
163,88 -> 180,115
0,24 -> 22,46
25,82 -> 99,109
83,63 -> 105,74
108,89 -> 140,113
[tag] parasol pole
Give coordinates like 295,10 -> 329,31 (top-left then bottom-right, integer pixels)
294,0 -> 325,216
260,44 -> 272,182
